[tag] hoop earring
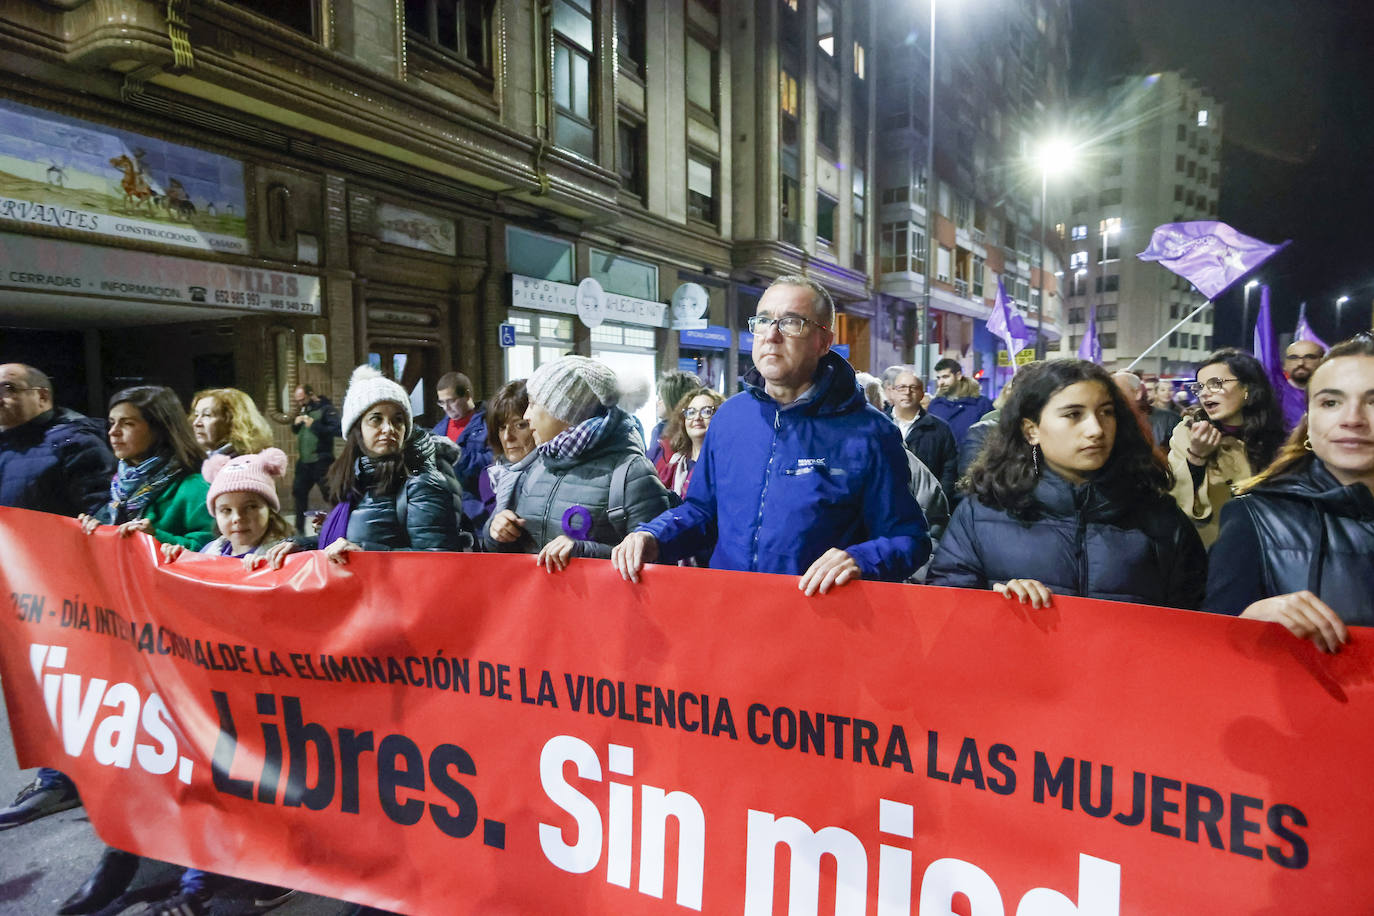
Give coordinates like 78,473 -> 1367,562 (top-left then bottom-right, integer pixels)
1031,443 -> 1040,476
1303,437 -> 1313,451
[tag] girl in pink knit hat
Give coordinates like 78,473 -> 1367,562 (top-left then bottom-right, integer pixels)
161,447 -> 294,564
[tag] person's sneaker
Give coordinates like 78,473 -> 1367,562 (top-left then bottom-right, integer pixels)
0,777 -> 81,828
134,890 -> 212,916
249,887 -> 299,912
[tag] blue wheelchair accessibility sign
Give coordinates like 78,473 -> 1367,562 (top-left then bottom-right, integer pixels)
498,323 -> 516,348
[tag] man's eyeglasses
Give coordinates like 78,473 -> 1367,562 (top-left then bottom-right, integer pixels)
0,383 -> 44,398
683,406 -> 716,420
890,385 -> 922,394
1185,378 -> 1238,395
1283,353 -> 1323,363
747,313 -> 828,337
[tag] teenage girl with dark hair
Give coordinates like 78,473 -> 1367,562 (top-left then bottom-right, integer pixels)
929,359 -> 1207,609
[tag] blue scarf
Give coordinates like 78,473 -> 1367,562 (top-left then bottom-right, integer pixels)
108,454 -> 180,521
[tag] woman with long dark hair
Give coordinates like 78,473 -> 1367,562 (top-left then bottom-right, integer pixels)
928,359 -> 1206,609
78,386 -> 215,549
1167,348 -> 1286,546
1206,335 -> 1374,651
265,365 -> 462,567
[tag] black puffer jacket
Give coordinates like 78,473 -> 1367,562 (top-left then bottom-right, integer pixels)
902,409 -> 958,502
928,468 -> 1208,609
483,408 -> 672,557
343,431 -> 463,551
0,408 -> 114,516
1205,459 -> 1374,623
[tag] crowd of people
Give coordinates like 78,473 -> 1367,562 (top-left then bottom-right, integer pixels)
0,274 -> 1371,914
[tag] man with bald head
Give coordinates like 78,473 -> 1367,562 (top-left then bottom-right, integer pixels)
0,363 -> 114,828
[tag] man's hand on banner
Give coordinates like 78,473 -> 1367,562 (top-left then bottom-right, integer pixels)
799,548 -> 862,596
994,578 -> 1054,608
537,535 -> 576,573
323,537 -> 362,565
611,531 -> 659,583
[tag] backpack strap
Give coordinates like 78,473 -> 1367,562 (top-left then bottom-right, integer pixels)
606,458 -> 633,538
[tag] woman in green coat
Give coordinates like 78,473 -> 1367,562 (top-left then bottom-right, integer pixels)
78,385 -> 215,550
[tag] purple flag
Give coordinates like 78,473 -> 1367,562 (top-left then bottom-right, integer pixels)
1077,306 -> 1102,364
987,278 -> 1030,363
1138,221 -> 1289,300
1294,302 -> 1329,350
1252,285 -> 1305,431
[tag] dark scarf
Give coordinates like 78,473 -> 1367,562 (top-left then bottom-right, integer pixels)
108,454 -> 181,522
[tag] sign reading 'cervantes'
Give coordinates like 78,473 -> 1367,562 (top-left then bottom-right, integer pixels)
0,509 -> 1370,914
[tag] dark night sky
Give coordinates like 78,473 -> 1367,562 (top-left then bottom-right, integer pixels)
1068,0 -> 1374,347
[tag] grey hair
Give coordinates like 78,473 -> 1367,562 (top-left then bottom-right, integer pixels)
880,365 -> 905,386
1111,370 -> 1143,395
854,372 -> 884,409
768,274 -> 835,328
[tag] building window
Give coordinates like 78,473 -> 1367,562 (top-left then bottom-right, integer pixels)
1197,109 -> 1209,127
780,68 -> 800,149
1176,154 -> 1186,172
1069,271 -> 1087,297
1097,304 -> 1117,321
1186,160 -> 1196,177
781,175 -> 801,244
880,222 -> 908,274
1191,334 -> 1201,349
407,0 -> 493,70
615,0 -> 645,77
817,0 -> 836,56
955,195 -> 972,229
686,34 -> 718,120
228,0 -> 317,35
1101,332 -> 1117,349
552,0 -> 596,160
1072,196 -> 1090,213
1071,334 -> 1082,350
1175,185 -> 1183,201
818,102 -> 839,152
687,154 -> 718,225
1069,251 -> 1087,270
816,193 -> 838,245
1094,274 -> 1119,293
1071,224 -> 1087,240
1104,159 -> 1122,177
853,41 -> 866,79
616,117 -> 646,199
852,168 -> 866,260
973,254 -> 985,298
937,246 -> 952,283
1069,307 -> 1084,324
1099,188 -> 1123,206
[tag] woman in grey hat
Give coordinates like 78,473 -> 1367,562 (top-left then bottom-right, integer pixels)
483,355 -> 674,570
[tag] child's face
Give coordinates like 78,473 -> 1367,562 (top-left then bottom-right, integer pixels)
214,491 -> 271,554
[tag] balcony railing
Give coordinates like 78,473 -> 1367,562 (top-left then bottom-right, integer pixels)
953,279 -> 969,298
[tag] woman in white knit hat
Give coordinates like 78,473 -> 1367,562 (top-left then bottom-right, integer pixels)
266,365 -> 462,566
483,355 -> 673,570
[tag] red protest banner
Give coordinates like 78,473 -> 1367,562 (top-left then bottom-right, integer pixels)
1,506 -> 1372,914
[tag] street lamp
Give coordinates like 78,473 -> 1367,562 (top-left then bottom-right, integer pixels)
1034,136 -> 1079,358
917,0 -> 939,381
1337,295 -> 1350,335
1242,279 -> 1260,344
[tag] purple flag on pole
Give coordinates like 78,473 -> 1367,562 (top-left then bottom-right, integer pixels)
1294,302 -> 1329,350
1252,285 -> 1305,431
987,278 -> 1030,364
1137,221 -> 1289,300
1077,306 -> 1102,365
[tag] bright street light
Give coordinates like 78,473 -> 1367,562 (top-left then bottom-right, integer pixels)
1036,137 -> 1080,178
1245,280 -> 1260,290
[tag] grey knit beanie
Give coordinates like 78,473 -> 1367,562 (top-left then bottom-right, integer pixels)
341,364 -> 412,434
526,356 -> 620,425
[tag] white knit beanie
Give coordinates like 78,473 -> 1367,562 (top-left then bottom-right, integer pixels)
203,447 -> 288,512
341,365 -> 412,435
526,356 -> 620,425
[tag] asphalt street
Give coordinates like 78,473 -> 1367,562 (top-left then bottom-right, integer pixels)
0,682 -> 361,916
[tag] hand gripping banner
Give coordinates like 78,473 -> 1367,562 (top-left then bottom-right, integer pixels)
2,507 -> 1373,914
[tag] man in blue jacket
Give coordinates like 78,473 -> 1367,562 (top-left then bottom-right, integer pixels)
432,371 -> 493,527
612,276 -> 930,593
0,363 -> 114,829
